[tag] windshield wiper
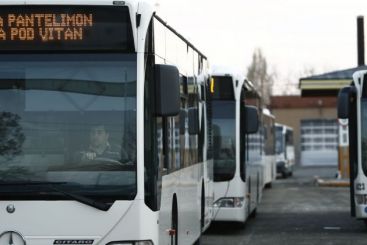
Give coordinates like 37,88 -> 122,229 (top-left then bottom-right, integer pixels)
0,180 -> 67,185
48,185 -> 111,211
0,181 -> 111,211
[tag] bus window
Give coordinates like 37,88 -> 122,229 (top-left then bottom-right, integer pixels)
212,101 -> 236,181
275,127 -> 284,155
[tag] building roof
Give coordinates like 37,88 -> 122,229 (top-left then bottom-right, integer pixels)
301,65 -> 367,80
299,65 -> 367,96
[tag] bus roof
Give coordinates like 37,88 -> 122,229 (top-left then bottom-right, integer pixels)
275,123 -> 293,131
154,14 -> 207,60
262,108 -> 275,118
210,66 -> 255,90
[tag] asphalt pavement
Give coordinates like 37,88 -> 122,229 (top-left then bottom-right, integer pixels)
202,166 -> 367,245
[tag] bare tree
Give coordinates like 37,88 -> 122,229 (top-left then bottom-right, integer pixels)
275,66 -> 317,96
280,74 -> 301,95
247,48 -> 276,105
279,65 -> 318,95
300,65 -> 317,78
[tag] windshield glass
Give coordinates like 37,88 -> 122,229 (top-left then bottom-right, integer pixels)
212,101 -> 236,182
362,99 -> 367,176
275,126 -> 284,155
0,53 -> 137,201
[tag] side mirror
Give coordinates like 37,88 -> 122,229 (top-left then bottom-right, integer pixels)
188,108 -> 199,135
245,106 -> 259,134
337,86 -> 352,119
154,64 -> 180,117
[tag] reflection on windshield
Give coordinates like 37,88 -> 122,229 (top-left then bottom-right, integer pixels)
212,101 -> 236,182
0,53 -> 137,200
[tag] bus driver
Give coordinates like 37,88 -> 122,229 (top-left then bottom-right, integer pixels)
79,124 -> 127,163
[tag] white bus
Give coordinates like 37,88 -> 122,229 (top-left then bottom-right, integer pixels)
338,70 -> 367,224
275,123 -> 295,178
210,69 -> 261,224
261,109 -> 276,188
0,1 -> 213,245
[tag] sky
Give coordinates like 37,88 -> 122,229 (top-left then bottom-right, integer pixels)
155,0 -> 367,94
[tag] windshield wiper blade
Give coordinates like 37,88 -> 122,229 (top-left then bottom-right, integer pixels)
0,180 -> 67,185
48,186 -> 111,212
0,181 -> 111,211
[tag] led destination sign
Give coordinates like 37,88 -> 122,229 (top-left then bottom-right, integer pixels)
0,6 -> 134,51
0,13 -> 93,41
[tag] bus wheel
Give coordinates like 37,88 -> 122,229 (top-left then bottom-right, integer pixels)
236,219 -> 246,229
193,235 -> 202,245
194,184 -> 205,245
363,219 -> 367,227
201,183 -> 205,230
170,195 -> 178,245
250,208 -> 257,218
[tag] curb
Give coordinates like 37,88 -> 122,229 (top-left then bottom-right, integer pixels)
314,176 -> 350,187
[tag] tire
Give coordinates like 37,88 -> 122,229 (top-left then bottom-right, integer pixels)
247,176 -> 251,216
250,208 -> 257,218
363,219 -> 367,227
194,186 -> 205,245
171,196 -> 178,245
201,184 -> 205,230
256,172 -> 260,204
193,237 -> 202,245
237,220 -> 246,229
265,182 -> 272,189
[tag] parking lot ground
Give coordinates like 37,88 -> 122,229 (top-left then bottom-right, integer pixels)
202,166 -> 367,245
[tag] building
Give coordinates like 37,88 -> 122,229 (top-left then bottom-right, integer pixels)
269,16 -> 366,175
271,95 -> 338,166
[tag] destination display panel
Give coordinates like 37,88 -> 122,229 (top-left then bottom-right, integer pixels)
0,5 -> 134,51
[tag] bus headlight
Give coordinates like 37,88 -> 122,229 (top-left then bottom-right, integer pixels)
213,197 -> 244,208
356,195 -> 367,205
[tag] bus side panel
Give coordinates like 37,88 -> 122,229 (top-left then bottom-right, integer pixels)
349,91 -> 357,217
248,162 -> 263,212
204,159 -> 214,230
157,164 -> 203,245
262,155 -> 274,186
179,163 -> 203,244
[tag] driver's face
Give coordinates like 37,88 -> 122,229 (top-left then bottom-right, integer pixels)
90,126 -> 109,148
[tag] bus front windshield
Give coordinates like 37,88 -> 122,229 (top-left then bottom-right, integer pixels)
275,127 -> 284,155
0,53 -> 137,201
361,99 -> 367,175
213,101 -> 236,182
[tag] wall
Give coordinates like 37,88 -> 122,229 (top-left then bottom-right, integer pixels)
270,96 -> 337,166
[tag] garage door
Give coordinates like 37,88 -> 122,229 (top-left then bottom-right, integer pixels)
300,119 -> 338,166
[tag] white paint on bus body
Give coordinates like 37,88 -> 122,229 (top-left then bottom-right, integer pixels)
210,67 -> 264,223
0,1 -> 212,245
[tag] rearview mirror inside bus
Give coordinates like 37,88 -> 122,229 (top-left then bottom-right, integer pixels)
154,64 -> 180,117
337,86 -> 352,119
245,106 -> 259,134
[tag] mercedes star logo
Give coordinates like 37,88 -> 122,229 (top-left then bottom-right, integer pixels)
0,231 -> 26,245
6,205 -> 15,214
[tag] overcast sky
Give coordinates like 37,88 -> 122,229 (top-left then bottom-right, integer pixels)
155,0 -> 367,94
